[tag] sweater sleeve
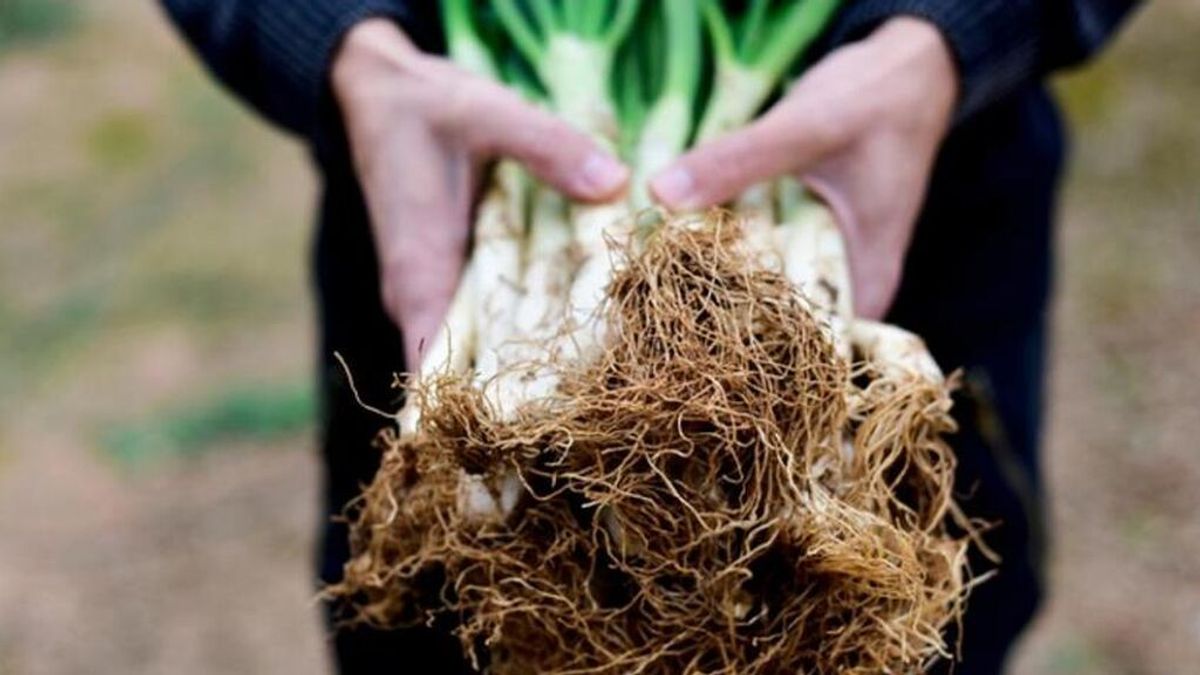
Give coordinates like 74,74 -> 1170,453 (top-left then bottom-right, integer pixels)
827,0 -> 1142,121
159,0 -> 438,148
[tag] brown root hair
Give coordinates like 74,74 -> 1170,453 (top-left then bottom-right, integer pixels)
330,212 -> 972,674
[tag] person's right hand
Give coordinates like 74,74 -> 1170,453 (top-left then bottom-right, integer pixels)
332,20 -> 629,368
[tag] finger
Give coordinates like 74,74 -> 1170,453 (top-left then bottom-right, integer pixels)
849,249 -> 902,321
387,212 -> 465,370
806,151 -> 919,322
650,96 -> 845,211
445,79 -> 629,202
833,207 -> 905,321
365,125 -> 472,368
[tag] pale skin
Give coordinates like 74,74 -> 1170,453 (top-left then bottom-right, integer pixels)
333,16 -> 958,367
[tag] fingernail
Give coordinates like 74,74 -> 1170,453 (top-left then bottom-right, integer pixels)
651,167 -> 696,209
579,152 -> 628,196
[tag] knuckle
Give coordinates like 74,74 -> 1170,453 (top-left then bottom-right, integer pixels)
696,142 -> 757,199
431,75 -> 491,138
384,56 -> 447,114
776,98 -> 852,154
504,109 -> 572,169
806,114 -> 845,150
515,128 -> 565,173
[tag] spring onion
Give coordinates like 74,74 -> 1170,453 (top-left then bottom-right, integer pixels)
341,3 -> 973,671
403,0 -> 949,514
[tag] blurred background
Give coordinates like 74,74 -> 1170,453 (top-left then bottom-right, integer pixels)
0,1 -> 1196,673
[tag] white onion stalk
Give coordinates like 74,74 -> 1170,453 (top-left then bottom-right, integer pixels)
489,186 -> 573,416
735,183 -> 779,270
471,1 -> 707,528
457,472 -> 524,523
563,0 -> 705,368
463,186 -> 572,523
774,184 -> 854,357
491,1 -> 640,397
850,320 -> 946,384
469,0 -> 690,524
436,1 -> 537,521
463,7 -> 635,519
471,160 -> 527,386
457,164 -> 532,523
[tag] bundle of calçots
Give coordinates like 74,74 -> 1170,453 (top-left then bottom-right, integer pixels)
333,2 -> 978,673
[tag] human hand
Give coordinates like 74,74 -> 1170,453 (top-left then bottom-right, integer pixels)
650,17 -> 958,320
332,20 -> 629,367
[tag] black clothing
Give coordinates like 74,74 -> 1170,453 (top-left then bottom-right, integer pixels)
160,1 -> 1140,672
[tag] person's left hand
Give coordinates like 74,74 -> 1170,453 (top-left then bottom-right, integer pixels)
650,17 -> 958,320
332,20 -> 628,368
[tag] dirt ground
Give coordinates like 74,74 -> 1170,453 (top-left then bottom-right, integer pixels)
0,2 -> 1196,674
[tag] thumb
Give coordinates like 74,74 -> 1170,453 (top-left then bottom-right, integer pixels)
457,81 -> 629,201
650,97 -> 842,210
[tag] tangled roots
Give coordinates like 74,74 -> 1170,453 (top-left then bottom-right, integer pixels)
332,213 -> 972,674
